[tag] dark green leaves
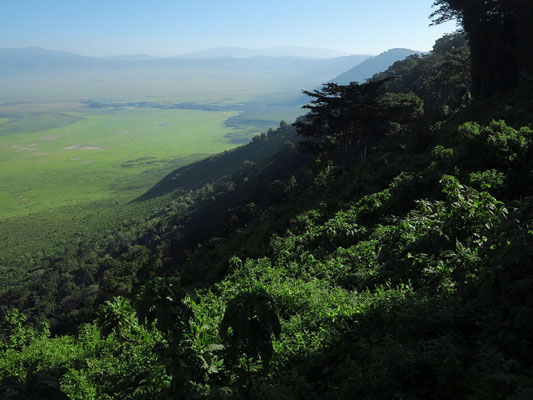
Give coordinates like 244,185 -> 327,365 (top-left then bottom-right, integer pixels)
97,296 -> 138,339
220,290 -> 281,366
0,371 -> 70,400
135,277 -> 192,340
295,79 -> 423,168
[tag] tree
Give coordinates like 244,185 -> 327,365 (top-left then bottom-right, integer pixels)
97,296 -> 138,340
373,32 -> 471,119
220,289 -> 281,397
295,79 -> 423,170
135,277 -> 191,340
0,309 -> 48,352
431,0 -> 533,98
135,277 -> 192,398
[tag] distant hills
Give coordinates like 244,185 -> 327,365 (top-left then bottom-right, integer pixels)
0,47 -> 371,103
0,47 -> 108,76
176,46 -> 354,59
103,54 -> 153,61
0,47 -> 370,76
288,48 -> 420,105
0,46 -> 418,105
330,48 -> 421,84
0,45 -> 357,63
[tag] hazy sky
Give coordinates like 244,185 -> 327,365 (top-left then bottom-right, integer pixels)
0,0 -> 458,57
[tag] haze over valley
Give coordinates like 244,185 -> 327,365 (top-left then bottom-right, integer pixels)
0,45 -> 415,222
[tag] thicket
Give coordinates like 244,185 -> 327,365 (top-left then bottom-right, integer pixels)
1,2 -> 533,398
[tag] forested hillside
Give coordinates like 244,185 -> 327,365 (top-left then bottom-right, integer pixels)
1,1 -> 533,399
330,48 -> 419,85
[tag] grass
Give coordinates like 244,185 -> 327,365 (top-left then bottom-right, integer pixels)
0,102 -> 256,270
0,96 -> 301,270
0,106 -> 242,219
0,112 -> 81,135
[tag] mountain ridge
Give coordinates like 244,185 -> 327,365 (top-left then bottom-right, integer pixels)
176,45 -> 357,59
329,47 -> 421,84
0,46 -> 360,60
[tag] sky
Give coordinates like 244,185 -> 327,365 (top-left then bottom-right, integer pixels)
0,0 -> 458,57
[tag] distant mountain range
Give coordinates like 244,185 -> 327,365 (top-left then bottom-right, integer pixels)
0,47 -> 369,76
176,46 -> 354,59
0,46 -> 356,62
103,54 -> 153,61
289,48 -> 420,105
0,47 -> 372,102
0,47 -> 418,104
329,48 -> 421,84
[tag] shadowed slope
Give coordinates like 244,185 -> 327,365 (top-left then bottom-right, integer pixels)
134,123 -> 299,202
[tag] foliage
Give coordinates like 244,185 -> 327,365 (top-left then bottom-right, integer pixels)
136,277 -> 191,339
0,371 -> 70,400
458,120 -> 531,167
220,290 -> 281,367
219,289 -> 281,397
0,310 -> 48,353
372,31 -> 471,119
97,297 -> 139,340
294,79 -> 422,169
431,0 -> 533,97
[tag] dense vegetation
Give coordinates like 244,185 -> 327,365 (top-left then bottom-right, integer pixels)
1,1 -> 533,398
431,0 -> 533,98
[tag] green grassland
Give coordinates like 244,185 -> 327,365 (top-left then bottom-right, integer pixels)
0,106 -> 243,218
0,100 -> 295,266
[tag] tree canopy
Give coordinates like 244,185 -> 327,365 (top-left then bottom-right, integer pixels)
294,79 -> 423,170
431,0 -> 533,97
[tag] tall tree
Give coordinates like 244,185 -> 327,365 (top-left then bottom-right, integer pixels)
295,79 -> 422,170
220,289 -> 281,397
431,0 -> 533,98
135,277 -> 192,398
